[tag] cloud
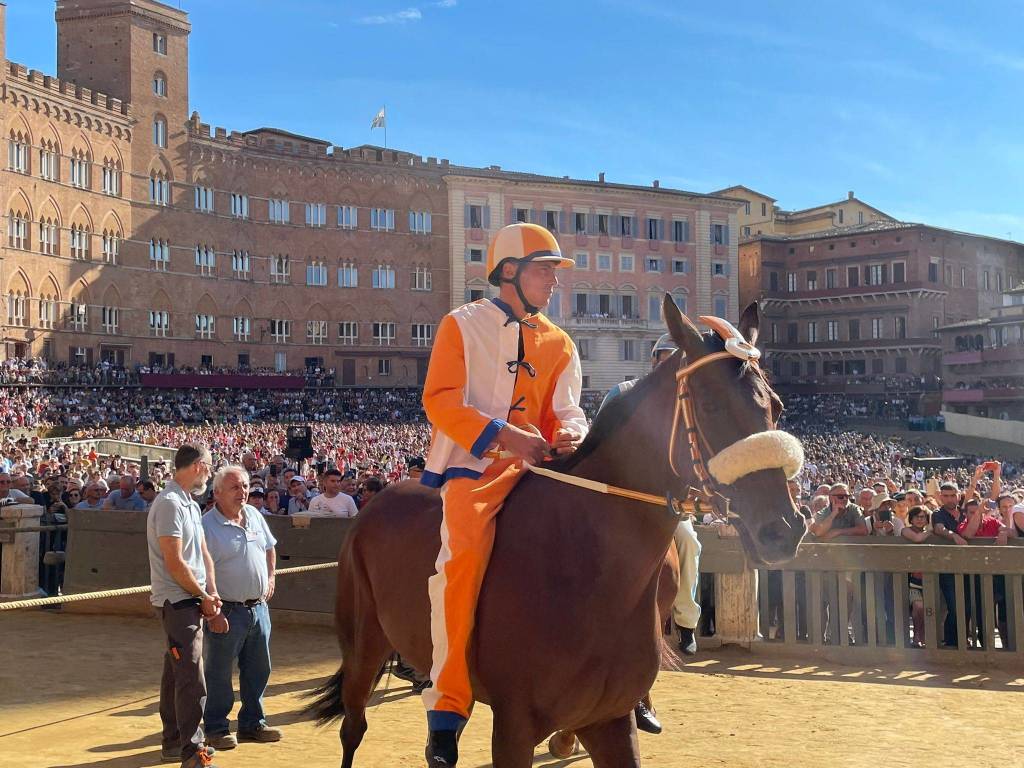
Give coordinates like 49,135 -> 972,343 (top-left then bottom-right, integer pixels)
356,7 -> 423,25
433,0 -> 457,6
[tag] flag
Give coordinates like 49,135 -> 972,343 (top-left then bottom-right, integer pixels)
371,107 -> 386,129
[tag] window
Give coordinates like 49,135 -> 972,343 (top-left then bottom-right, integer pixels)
894,357 -> 907,374
153,117 -> 167,148
195,244 -> 216,275
233,316 -> 250,341
866,264 -> 886,286
713,296 -> 727,317
101,160 -> 121,196
672,259 -> 689,275
268,198 -> 290,224
648,294 -> 661,322
576,212 -> 588,234
928,261 -> 939,283
894,316 -> 907,339
838,209 -> 844,224
545,210 -> 559,231
338,262 -> 358,288
620,254 -> 634,272
805,271 -> 817,291
305,203 -> 327,227
39,142 -> 57,180
826,320 -> 839,341
7,292 -> 26,326
645,257 -> 662,273
983,271 -> 990,291
622,339 -> 639,361
38,297 -> 55,329
101,231 -> 119,264
597,253 -> 611,271
512,207 -> 529,223
8,212 -> 29,250
790,361 -> 801,377
892,262 -> 905,283
596,213 -> 609,235
101,306 -> 119,334
69,151 -> 90,188
787,272 -> 797,292
620,215 -> 634,237
808,322 -> 818,343
338,204 -> 358,229
574,252 -> 589,269
231,250 -> 251,279
373,321 -> 396,345
742,226 -> 751,237
370,207 -> 395,231
787,323 -> 798,343
997,272 -> 1004,292
274,351 -> 287,372
469,288 -> 485,302
153,74 -> 167,97
712,261 -> 728,277
806,360 -> 817,377
826,268 -> 837,289
338,321 -> 358,345
270,254 -> 290,283
39,218 -> 58,255
672,220 -> 690,243
230,193 -> 249,219
769,272 -> 779,291
771,323 -> 778,343
149,173 -> 170,205
960,266 -> 967,287
412,323 -> 434,347
194,185 -> 214,213
762,202 -> 768,216
307,320 -> 328,345
409,210 -> 432,234
847,266 -> 859,288
871,318 -> 883,339
306,261 -> 328,286
195,314 -> 215,339
848,319 -> 860,340
412,265 -> 432,291
153,32 -> 167,54
468,247 -> 484,264
69,301 -> 88,330
70,224 -> 90,260
378,358 -> 392,376
577,339 -> 590,360
149,238 -> 170,269
744,201 -> 751,215
467,204 -> 484,229
8,132 -> 28,173
647,217 -> 662,240
372,265 -> 396,289
270,319 -> 291,344
711,223 -> 728,245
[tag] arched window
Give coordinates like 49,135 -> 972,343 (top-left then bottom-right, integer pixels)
153,71 -> 168,97
153,116 -> 167,148
7,130 -> 29,174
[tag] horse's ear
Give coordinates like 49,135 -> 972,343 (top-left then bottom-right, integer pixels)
738,301 -> 760,346
663,293 -> 705,360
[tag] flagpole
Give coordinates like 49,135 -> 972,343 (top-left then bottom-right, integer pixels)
384,105 -> 387,149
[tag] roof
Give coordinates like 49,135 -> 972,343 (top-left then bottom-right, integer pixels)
780,196 -> 894,221
748,219 -> 1024,248
709,185 -> 777,202
935,318 -> 990,331
447,166 -> 743,205
242,127 -> 331,146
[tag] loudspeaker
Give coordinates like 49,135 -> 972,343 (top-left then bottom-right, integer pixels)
285,425 -> 314,460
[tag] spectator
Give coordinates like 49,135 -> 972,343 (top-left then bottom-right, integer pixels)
264,489 -> 282,516
0,471 -> 32,504
139,480 -> 159,511
285,478 -> 310,515
931,482 -> 969,648
809,483 -> 868,540
247,488 -> 267,515
900,505 -> 932,647
74,483 -> 107,511
358,478 -> 384,509
304,469 -> 358,518
105,475 -> 146,511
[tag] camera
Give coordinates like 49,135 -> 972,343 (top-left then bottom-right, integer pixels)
877,508 -> 892,522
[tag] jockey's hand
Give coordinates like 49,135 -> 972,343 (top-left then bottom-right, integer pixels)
496,424 -> 551,465
551,428 -> 582,456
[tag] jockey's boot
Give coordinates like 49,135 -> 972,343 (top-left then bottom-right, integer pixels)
634,701 -> 663,734
677,625 -> 698,656
425,730 -> 459,766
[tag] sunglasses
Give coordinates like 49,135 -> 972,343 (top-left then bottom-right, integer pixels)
831,494 -> 849,500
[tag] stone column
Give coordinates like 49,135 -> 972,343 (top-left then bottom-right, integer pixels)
0,504 -> 47,601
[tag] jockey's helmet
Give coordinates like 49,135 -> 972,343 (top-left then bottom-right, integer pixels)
651,333 -> 678,359
486,223 -> 574,287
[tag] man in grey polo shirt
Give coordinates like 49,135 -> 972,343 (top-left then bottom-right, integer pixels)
147,444 -> 222,768
201,465 -> 282,750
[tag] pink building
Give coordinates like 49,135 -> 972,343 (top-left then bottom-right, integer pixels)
446,169 -> 742,391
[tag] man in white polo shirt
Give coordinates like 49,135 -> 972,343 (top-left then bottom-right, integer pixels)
303,468 -> 358,518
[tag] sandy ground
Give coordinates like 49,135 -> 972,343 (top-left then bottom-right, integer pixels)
1,610 -> 1022,768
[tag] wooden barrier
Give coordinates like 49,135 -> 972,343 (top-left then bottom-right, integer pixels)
0,504 -> 47,601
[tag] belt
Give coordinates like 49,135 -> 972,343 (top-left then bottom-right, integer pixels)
221,599 -> 263,608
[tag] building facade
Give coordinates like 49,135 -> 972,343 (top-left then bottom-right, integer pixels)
739,222 -> 1024,390
938,283 -> 1024,421
446,170 -> 742,391
2,0 -> 450,385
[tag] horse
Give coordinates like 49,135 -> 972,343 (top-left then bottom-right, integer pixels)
305,295 -> 805,767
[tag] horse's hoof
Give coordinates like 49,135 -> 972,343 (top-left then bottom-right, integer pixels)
548,730 -> 579,759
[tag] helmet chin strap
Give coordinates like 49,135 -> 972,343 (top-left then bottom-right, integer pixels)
500,261 -> 540,316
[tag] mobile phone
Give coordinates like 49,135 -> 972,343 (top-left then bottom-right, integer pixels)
982,461 -> 998,472
878,509 -> 893,522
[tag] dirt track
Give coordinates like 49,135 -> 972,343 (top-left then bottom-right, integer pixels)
1,611 -> 1021,768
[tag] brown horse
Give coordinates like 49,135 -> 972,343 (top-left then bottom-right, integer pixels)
305,296 -> 804,767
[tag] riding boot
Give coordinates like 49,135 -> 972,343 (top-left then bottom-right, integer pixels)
677,624 -> 698,655
634,701 -> 663,734
425,729 -> 459,766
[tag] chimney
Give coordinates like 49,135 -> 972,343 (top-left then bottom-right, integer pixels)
848,190 -> 854,200
653,179 -> 660,188
598,171 -> 605,183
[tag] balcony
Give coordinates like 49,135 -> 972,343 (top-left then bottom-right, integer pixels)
561,314 -> 650,329
943,387 -> 1024,403
942,345 -> 1024,366
942,350 -> 983,366
761,281 -> 947,308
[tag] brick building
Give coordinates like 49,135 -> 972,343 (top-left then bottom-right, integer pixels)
739,221 -> 1024,390
446,169 -> 741,390
2,0 -> 450,385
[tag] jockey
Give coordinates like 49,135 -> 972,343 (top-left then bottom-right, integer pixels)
599,331 -> 703,735
419,222 -> 588,766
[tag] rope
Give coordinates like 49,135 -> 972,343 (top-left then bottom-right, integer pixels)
0,560 -> 338,612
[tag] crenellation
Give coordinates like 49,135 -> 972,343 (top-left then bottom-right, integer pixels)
6,60 -> 131,118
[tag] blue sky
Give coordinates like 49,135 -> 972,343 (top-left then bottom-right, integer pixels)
7,1 -> 1024,238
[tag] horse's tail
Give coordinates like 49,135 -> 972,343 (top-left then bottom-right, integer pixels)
303,666 -> 346,726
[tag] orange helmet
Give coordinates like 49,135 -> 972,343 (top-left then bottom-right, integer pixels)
486,223 -> 574,287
